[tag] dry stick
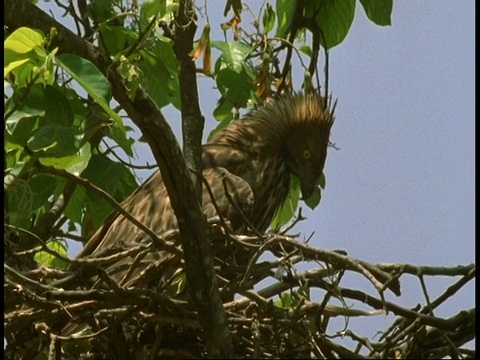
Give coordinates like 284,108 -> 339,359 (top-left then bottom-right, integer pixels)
21,267 -> 70,281
75,244 -> 151,266
51,326 -> 110,341
51,229 -> 86,243
381,270 -> 475,344
318,268 -> 346,333
321,336 -> 365,359
233,268 -> 458,331
419,274 -> 434,317
6,225 -> 72,264
48,332 -> 56,360
12,245 -> 46,256
337,329 -> 376,353
323,282 -> 458,331
240,233 -> 396,295
99,141 -> 158,170
50,245 -> 153,288
275,235 -> 401,295
138,312 -> 201,329
427,267 -> 475,311
119,248 -> 150,286
147,325 -> 163,360
378,262 -> 475,277
238,235 -> 281,288
279,207 -> 306,235
5,263 -> 52,292
440,332 -> 464,359
380,266 -> 476,349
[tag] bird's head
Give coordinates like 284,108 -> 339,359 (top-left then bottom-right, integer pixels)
285,124 -> 330,199
208,92 -> 335,201
278,93 -> 336,200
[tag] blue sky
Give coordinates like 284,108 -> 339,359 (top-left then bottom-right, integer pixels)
43,0 -> 474,346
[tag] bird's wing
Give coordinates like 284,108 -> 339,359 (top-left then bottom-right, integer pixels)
78,170 -> 176,259
201,167 -> 254,232
75,165 -> 254,288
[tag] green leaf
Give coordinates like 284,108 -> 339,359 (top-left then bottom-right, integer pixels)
7,84 -> 73,134
319,172 -> 326,189
299,44 -> 313,58
274,292 -> 293,309
106,125 -> 135,157
89,0 -> 119,25
359,0 -> 393,26
209,114 -> 234,141
298,285 -> 310,301
99,24 -> 138,56
271,176 -> 300,229
36,84 -> 75,125
27,174 -> 59,209
276,0 -> 296,38
7,179 -> 35,228
312,0 -> 356,50
169,268 -> 187,295
5,114 -> 41,147
4,58 -> 30,78
140,0 -> 175,29
83,194 -> 113,236
34,240 -> 69,270
4,27 -> 54,87
4,160 -> 30,190
39,142 -> 91,175
4,27 -> 45,55
153,35 -> 180,76
139,41 -> 180,109
212,98 -> 234,122
263,3 -> 276,34
64,185 -> 87,225
55,54 -> 122,128
28,123 -> 83,155
6,173 -> 58,228
81,154 -> 137,232
82,154 -> 137,200
215,67 -> 255,109
55,54 -> 111,103
304,185 -> 321,210
5,107 -> 43,131
211,41 -> 253,72
7,84 -> 76,151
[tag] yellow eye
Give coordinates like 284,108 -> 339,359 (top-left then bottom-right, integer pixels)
303,149 -> 311,159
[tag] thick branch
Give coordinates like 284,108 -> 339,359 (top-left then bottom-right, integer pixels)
172,1 -> 233,356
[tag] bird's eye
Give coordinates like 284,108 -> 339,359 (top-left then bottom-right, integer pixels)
303,149 -> 311,159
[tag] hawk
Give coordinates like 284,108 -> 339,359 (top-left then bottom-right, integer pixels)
76,91 -> 335,290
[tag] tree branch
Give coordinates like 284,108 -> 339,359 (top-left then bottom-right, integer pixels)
172,1 -> 233,356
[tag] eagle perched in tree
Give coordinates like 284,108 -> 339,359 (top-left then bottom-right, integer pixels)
76,91 -> 335,290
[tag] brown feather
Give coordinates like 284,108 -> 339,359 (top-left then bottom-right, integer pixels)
78,92 -> 335,285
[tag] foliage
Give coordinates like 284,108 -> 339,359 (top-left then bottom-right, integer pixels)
4,0 -> 474,359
